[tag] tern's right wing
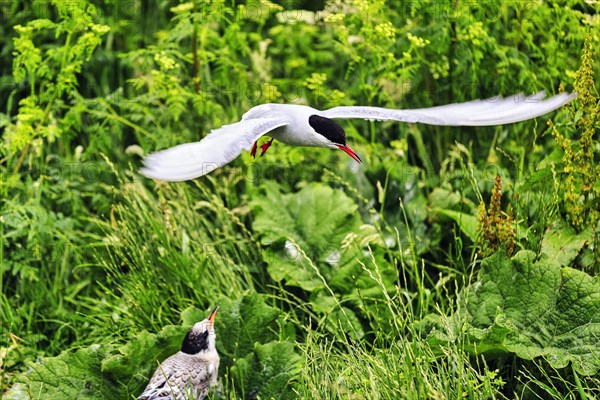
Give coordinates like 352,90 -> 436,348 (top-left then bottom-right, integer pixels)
140,118 -> 287,181
320,91 -> 575,126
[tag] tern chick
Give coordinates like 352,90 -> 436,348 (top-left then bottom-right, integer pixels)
138,307 -> 219,400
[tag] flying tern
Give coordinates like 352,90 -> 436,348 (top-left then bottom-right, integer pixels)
140,91 -> 575,181
138,307 -> 220,400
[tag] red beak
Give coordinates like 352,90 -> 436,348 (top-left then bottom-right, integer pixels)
336,144 -> 362,164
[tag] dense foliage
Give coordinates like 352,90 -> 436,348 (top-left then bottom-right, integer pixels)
1,0 -> 599,399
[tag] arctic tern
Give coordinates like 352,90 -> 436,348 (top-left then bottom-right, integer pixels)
140,91 -> 575,181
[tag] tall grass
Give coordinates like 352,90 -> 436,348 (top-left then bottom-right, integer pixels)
92,169 -> 261,335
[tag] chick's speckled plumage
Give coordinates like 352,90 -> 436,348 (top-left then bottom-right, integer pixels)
138,308 -> 219,400
138,351 -> 218,400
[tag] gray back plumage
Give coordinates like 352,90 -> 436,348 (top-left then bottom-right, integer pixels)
138,351 -> 216,400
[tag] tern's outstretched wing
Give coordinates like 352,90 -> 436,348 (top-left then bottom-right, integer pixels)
140,118 -> 287,181
321,91 -> 575,126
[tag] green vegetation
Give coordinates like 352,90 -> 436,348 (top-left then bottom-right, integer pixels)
1,0 -> 599,399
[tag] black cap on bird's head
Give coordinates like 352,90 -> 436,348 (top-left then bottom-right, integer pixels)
181,307 -> 218,355
309,115 -> 362,163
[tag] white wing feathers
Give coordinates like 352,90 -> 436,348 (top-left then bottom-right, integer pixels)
321,91 -> 575,126
140,118 -> 287,181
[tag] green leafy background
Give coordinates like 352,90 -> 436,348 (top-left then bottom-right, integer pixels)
1,0 -> 599,399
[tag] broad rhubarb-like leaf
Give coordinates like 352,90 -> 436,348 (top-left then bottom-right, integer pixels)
426,250 -> 600,375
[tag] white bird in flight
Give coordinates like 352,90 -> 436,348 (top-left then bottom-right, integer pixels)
140,91 -> 575,181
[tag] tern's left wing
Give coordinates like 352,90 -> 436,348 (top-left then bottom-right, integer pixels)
320,91 -> 575,126
140,118 -> 287,181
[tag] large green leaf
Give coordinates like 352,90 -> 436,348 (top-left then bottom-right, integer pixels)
426,250 -> 600,375
5,344 -> 115,400
541,218 -> 593,266
251,182 -> 401,336
212,292 -> 287,369
251,182 -> 362,291
432,208 -> 478,242
230,341 -> 301,400
5,326 -> 187,400
4,322 -> 190,399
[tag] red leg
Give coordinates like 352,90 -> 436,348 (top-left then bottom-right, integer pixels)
260,138 -> 274,156
250,141 -> 258,158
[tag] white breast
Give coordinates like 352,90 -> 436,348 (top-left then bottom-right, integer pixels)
244,103 -> 332,147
